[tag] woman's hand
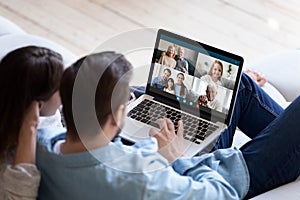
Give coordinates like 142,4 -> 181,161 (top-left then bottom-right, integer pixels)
14,101 -> 40,165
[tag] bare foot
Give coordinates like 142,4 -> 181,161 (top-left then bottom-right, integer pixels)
244,69 -> 267,87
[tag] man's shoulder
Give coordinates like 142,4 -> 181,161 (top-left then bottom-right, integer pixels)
153,76 -> 161,81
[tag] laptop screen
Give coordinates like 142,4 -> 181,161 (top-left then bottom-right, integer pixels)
146,29 -> 243,125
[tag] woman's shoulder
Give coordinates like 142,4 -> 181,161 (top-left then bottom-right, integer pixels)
201,74 -> 211,80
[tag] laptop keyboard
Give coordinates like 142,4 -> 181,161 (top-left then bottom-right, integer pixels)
127,99 -> 219,144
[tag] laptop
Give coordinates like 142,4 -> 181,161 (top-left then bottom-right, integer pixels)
120,29 -> 243,156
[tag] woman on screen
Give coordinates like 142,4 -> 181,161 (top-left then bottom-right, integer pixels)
163,78 -> 175,95
158,45 -> 176,68
174,73 -> 187,98
201,60 -> 234,89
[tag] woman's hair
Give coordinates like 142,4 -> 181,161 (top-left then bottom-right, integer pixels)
60,52 -> 133,140
165,78 -> 175,90
166,45 -> 175,57
0,46 -> 64,161
208,60 -> 223,80
177,73 -> 186,96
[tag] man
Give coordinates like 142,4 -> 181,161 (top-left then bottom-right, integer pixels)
151,68 -> 171,91
37,52 -> 300,199
197,83 -> 222,112
175,47 -> 189,74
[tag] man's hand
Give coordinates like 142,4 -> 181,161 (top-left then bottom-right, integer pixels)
149,118 -> 186,163
198,95 -> 208,106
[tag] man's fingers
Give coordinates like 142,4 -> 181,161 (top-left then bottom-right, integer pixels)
149,127 -> 167,141
166,118 -> 175,133
156,118 -> 167,129
149,128 -> 159,137
177,120 -> 184,138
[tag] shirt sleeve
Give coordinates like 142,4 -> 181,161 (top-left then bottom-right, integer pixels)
3,164 -> 41,200
151,77 -> 158,87
200,75 -> 210,83
185,60 -> 189,73
173,148 -> 249,199
144,148 -> 249,200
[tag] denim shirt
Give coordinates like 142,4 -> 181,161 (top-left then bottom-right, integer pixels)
151,76 -> 167,91
36,128 -> 249,200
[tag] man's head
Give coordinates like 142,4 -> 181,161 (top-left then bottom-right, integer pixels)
177,47 -> 184,58
206,83 -> 218,101
60,52 -> 133,141
162,68 -> 171,81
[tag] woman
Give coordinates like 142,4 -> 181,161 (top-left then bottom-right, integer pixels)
201,60 -> 223,85
163,78 -> 175,95
174,73 -> 187,98
0,46 -> 64,199
200,60 -> 235,90
158,45 -> 176,68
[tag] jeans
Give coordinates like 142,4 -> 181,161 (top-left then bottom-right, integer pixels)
215,74 -> 300,198
214,73 -> 284,149
131,74 -> 300,198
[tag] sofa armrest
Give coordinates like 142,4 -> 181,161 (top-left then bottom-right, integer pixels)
251,178 -> 300,200
246,50 -> 300,102
0,16 -> 25,36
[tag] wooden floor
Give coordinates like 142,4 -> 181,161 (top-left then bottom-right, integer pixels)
1,0 -> 300,63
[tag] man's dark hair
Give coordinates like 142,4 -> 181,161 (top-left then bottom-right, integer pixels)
163,68 -> 171,75
0,46 -> 64,161
60,52 -> 133,140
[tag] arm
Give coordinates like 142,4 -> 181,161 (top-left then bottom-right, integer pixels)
215,100 -> 222,112
183,59 -> 189,73
144,161 -> 241,200
158,55 -> 164,65
151,77 -> 159,87
3,101 -> 41,200
148,119 -> 248,199
180,86 -> 187,98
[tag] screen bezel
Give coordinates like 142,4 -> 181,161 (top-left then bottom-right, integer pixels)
146,29 -> 244,126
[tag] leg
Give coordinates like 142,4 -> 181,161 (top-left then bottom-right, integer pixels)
130,86 -> 146,99
241,96 -> 300,198
214,73 -> 284,149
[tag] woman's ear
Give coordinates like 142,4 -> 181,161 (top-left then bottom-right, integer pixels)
38,101 -> 44,114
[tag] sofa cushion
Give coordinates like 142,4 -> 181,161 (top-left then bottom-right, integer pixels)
247,50 -> 300,102
0,16 -> 26,36
0,34 -> 76,67
251,178 -> 300,200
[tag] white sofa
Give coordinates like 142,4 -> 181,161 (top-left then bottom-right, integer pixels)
0,16 -> 76,66
1,15 -> 299,200
243,50 -> 300,199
